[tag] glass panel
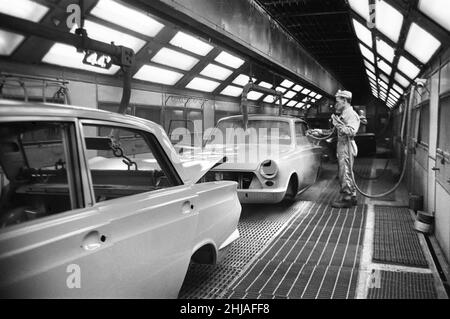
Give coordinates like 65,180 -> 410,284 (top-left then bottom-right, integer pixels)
418,0 -> 450,32
215,51 -> 245,69
221,85 -> 243,97
151,47 -> 199,71
280,79 -> 294,88
90,0 -> 164,37
263,95 -> 275,103
133,64 -> 183,85
0,0 -> 48,22
287,100 -> 297,107
398,56 -> 420,79
258,81 -> 273,89
348,0 -> 369,20
169,31 -> 213,56
284,91 -> 296,99
316,94 -> 323,100
404,23 -> 441,64
186,77 -> 220,92
360,44 -> 374,63
377,1 -> 403,43
200,63 -> 233,80
275,86 -> 287,93
353,19 -> 372,47
394,72 -> 411,88
376,38 -> 395,62
365,60 -> 376,73
393,83 -> 404,94
301,88 -> 311,95
293,84 -> 303,92
232,74 -> 256,86
378,60 -> 392,75
247,91 -> 263,101
0,29 -> 24,56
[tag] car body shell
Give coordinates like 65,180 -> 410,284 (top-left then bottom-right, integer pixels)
204,115 -> 323,203
0,100 -> 241,298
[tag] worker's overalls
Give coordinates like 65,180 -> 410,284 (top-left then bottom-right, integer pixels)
336,106 -> 361,200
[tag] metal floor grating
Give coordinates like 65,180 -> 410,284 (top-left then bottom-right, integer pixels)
373,206 -> 428,268
178,201 -> 307,299
223,204 -> 367,299
367,271 -> 438,299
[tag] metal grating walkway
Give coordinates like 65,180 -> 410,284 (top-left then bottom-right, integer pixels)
368,271 -> 438,299
373,206 -> 428,268
222,203 -> 367,299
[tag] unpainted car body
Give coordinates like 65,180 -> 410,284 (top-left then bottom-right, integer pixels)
202,115 -> 323,203
0,100 -> 241,298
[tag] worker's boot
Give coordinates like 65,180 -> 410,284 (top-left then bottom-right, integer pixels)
331,197 -> 353,209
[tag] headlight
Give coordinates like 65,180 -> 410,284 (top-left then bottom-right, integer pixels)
259,160 -> 278,179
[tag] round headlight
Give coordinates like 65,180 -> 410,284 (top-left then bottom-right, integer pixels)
259,160 -> 278,179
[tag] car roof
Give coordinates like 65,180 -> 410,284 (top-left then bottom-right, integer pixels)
217,114 -> 307,124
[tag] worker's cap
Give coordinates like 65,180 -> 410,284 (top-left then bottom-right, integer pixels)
335,90 -> 352,99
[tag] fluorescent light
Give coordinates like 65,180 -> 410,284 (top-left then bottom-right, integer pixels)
378,60 -> 392,75
186,77 -> 220,92
91,0 -> 164,37
301,88 -> 311,95
376,39 -> 395,63
276,86 -> 287,93
71,20 -> 145,53
220,85 -> 243,97
293,84 -> 303,92
395,72 -> 410,88
284,91 -> 296,99
232,74 -> 256,86
133,64 -> 183,85
0,0 -> 48,22
280,79 -> 294,88
418,0 -> 450,32
0,29 -> 24,55
215,51 -> 245,69
263,95 -> 275,103
43,43 -> 120,75
353,19 -> 373,47
200,63 -> 233,80
377,1 -> 403,43
348,0 -> 369,20
247,91 -> 263,101
169,31 -> 213,56
259,81 -> 273,89
287,100 -> 297,107
151,47 -> 199,71
360,44 -> 374,63
405,23 -> 441,64
365,60 -> 375,73
398,56 -> 420,79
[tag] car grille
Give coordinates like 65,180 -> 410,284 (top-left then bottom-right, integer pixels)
201,171 -> 256,189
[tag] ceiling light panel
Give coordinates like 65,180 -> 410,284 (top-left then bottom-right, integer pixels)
376,39 -> 395,62
376,1 -> 403,43
287,100 -> 297,107
276,86 -> 287,93
232,74 -> 256,86
378,60 -> 392,75
133,64 -> 183,85
293,84 -> 303,92
397,56 -> 420,79
280,79 -> 294,88
151,47 -> 199,71
200,63 -> 233,80
418,0 -> 450,32
365,60 -> 376,73
394,72 -> 410,88
360,44 -> 375,63
0,29 -> 24,55
90,0 -> 164,37
284,91 -> 296,99
259,81 -> 273,89
302,88 -> 311,95
0,0 -> 48,22
263,95 -> 275,103
348,0 -> 370,20
169,31 -> 213,56
353,19 -> 373,47
247,91 -> 263,101
186,77 -> 220,92
215,51 -> 245,69
220,85 -> 243,97
404,23 -> 441,64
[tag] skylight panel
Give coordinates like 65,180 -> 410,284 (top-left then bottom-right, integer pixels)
379,73 -> 389,83
378,60 -> 392,75
353,19 -> 373,48
280,79 -> 294,88
169,31 -> 213,56
301,88 -> 311,95
311,99 -> 317,103
287,100 -> 297,107
393,83 -> 404,94
133,64 -> 183,85
152,47 -> 199,71
215,51 -> 245,69
186,77 -> 220,92
296,102 -> 305,108
306,104 -> 312,109
360,44 -> 374,63
0,0 -> 49,22
365,60 -> 375,73
281,98 -> 289,105
42,43 -> 120,75
309,92 -> 316,97
0,29 -> 24,55
200,63 -> 233,80
418,0 -> 450,32
276,86 -> 287,93
376,39 -> 395,62
316,94 -> 323,99
394,72 -> 410,88
90,0 -> 164,37
259,81 -> 273,89
263,95 -> 275,103
378,80 -> 388,90
220,85 -> 243,97
397,56 -> 420,79
302,97 -> 309,102
377,1 -> 403,43
71,20 -> 145,53
404,23 -> 441,64
390,89 -> 400,99
232,74 -> 256,86
348,0 -> 369,20
247,91 -> 263,101
284,91 -> 296,99
293,84 -> 303,92
366,70 -> 376,80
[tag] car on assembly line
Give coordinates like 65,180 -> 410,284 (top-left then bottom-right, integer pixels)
0,100 -> 241,298
200,115 -> 323,204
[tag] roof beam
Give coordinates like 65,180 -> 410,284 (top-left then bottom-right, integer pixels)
276,10 -> 348,19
